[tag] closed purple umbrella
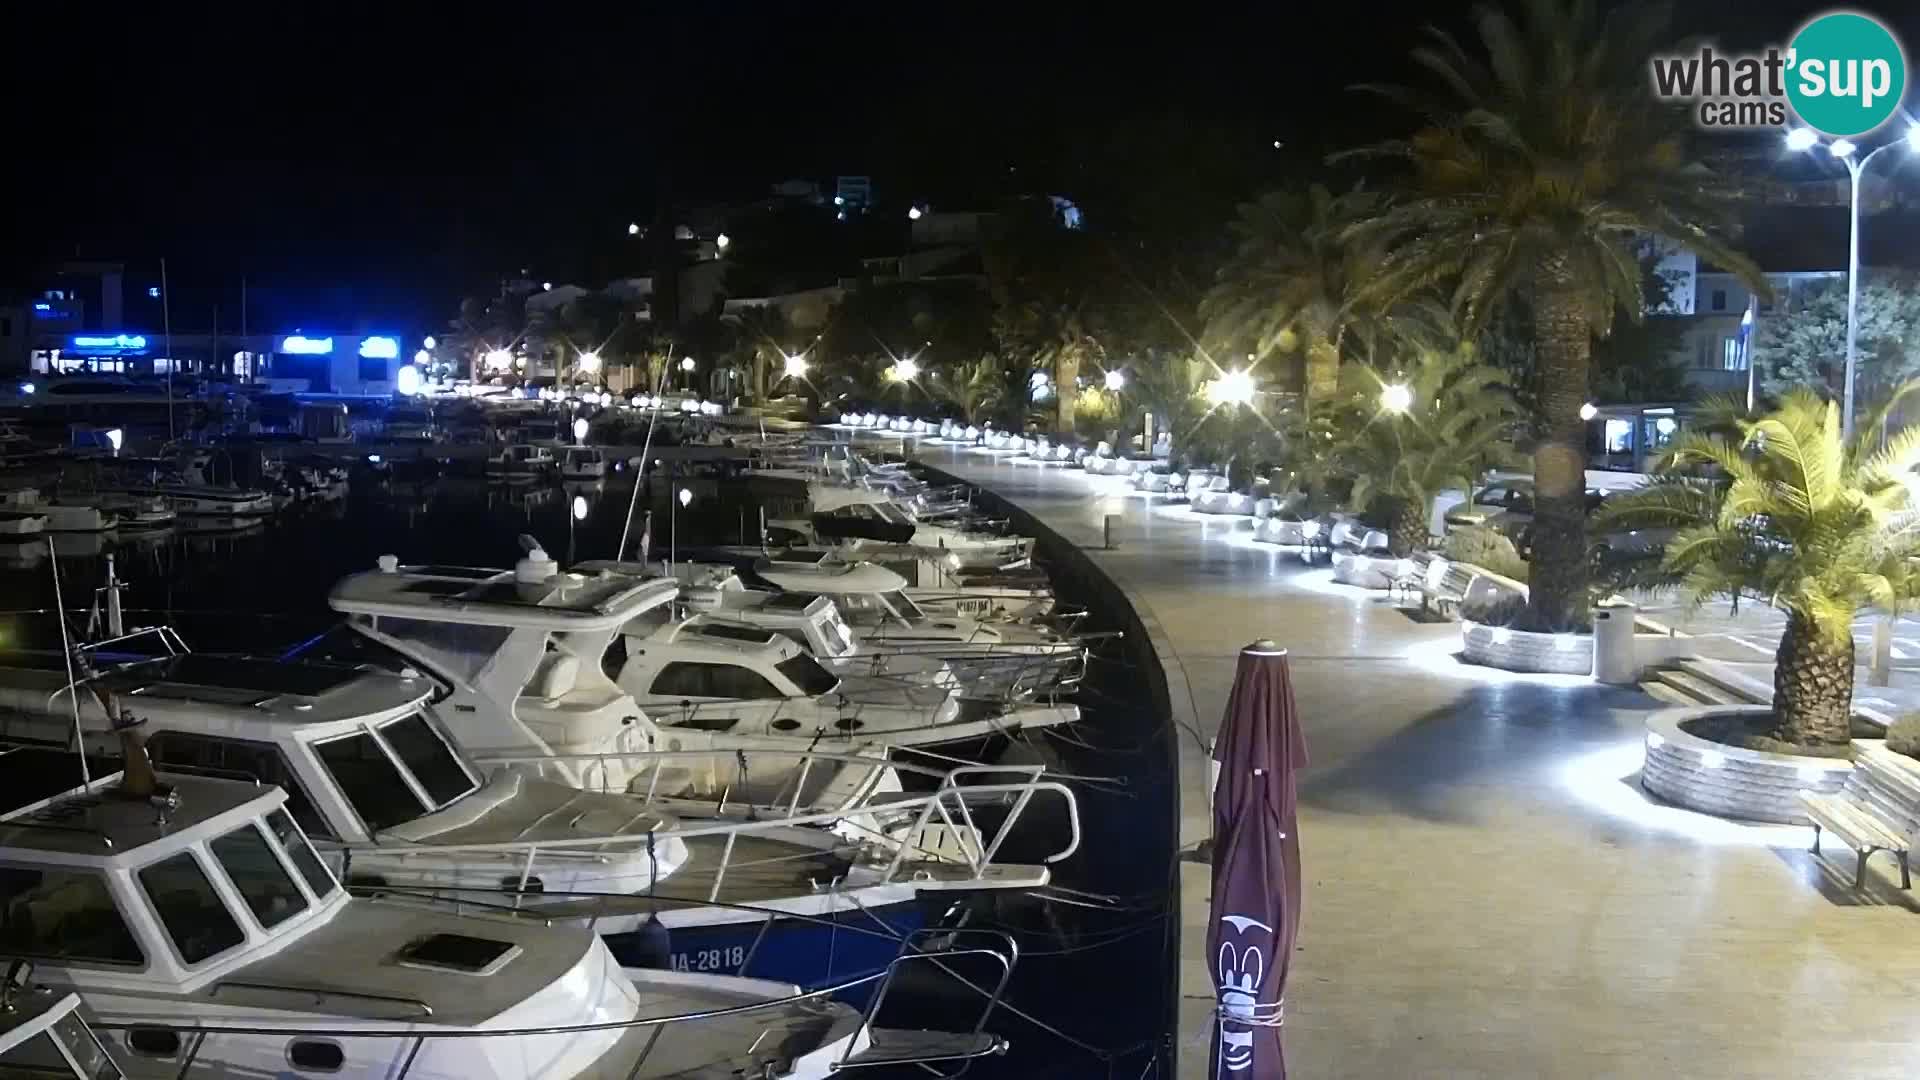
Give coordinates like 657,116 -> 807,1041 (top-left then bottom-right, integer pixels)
1209,640 -> 1308,1079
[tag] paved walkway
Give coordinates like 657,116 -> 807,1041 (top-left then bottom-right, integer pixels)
903,444 -> 1920,1080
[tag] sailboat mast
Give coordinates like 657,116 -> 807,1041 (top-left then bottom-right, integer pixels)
161,258 -> 176,441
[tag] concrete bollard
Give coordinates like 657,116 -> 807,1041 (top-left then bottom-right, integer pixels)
1104,513 -> 1121,550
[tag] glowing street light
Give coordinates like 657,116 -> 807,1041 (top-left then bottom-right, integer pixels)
484,348 -> 512,371
578,350 -> 602,374
1380,383 -> 1413,414
1104,369 -> 1126,391
572,494 -> 589,521
783,352 -> 809,378
1206,369 -> 1256,407
572,417 -> 589,443
678,488 -> 693,508
890,358 -> 920,382
542,281 -> 553,291
907,206 -> 923,221
680,357 -> 696,372
1580,402 -> 1598,421
627,222 -> 640,235
396,364 -> 424,397
422,335 -> 436,350
715,232 -> 731,251
413,349 -> 431,366
1783,124 -> 1920,438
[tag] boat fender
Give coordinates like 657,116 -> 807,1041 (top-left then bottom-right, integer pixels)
516,548 -> 558,583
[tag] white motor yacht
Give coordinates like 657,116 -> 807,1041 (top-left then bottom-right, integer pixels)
1,490 -> 117,533
0,752 -> 1002,1078
328,549 -> 1079,790
560,447 -> 608,480
777,487 -> 1034,571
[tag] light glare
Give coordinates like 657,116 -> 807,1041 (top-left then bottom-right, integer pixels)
1207,369 -> 1256,407
1104,369 -> 1126,391
1829,138 -> 1858,158
1785,127 -> 1819,151
1380,383 -> 1413,413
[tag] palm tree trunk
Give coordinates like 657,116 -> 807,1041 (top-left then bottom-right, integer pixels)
1526,271 -> 1592,631
1388,497 -> 1427,557
1773,611 -> 1855,746
1305,336 -> 1339,413
1055,349 -> 1081,432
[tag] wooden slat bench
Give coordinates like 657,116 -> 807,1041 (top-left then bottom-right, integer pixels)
1801,783 -> 1912,889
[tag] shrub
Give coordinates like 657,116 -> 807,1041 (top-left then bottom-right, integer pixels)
1443,525 -> 1529,582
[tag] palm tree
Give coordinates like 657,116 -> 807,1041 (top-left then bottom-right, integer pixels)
1331,344 -> 1521,556
932,356 -> 1020,425
1596,387 -> 1920,747
1347,0 -> 1764,630
729,304 -> 799,403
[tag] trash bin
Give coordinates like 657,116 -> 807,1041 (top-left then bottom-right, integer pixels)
1591,600 -> 1638,684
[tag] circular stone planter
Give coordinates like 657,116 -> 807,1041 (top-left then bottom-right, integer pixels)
1331,552 -> 1404,589
1640,706 -> 1852,825
1460,621 -> 1593,676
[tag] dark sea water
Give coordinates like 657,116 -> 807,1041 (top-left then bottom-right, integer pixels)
0,466 -> 1175,1077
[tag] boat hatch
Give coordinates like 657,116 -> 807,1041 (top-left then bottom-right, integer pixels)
394,933 -> 522,976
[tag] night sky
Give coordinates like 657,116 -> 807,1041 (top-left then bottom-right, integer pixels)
5,3 -> 1904,332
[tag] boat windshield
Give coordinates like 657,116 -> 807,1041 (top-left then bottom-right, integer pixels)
314,714 -> 475,834
872,502 -> 915,526
776,652 -> 840,695
877,590 -> 926,624
366,615 -> 513,685
138,851 -> 245,965
209,823 -> 308,928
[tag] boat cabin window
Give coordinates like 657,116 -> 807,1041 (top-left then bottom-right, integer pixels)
137,852 -> 245,965
878,590 -> 926,623
0,867 -> 144,967
314,715 -> 475,833
649,662 -> 784,700
145,733 -> 331,839
872,503 -> 914,526
265,810 -> 337,900
377,714 -> 476,807
775,653 -> 840,696
210,824 -> 307,929
367,616 -> 514,685
817,608 -> 857,657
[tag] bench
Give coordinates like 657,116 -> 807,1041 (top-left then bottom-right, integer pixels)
1388,552 -> 1438,604
1801,781 -> 1912,889
1389,554 -> 1479,617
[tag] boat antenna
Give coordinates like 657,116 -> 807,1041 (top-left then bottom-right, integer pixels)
161,257 -> 175,442
616,362 -> 673,562
47,538 -> 91,794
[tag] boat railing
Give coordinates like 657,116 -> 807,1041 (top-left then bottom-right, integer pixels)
210,979 -> 434,1019
86,934 -> 1017,1077
347,770 -> 1080,901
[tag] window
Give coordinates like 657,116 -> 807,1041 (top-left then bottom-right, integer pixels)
0,866 -> 144,966
315,733 -> 428,833
265,810 -> 336,900
146,732 -> 330,838
288,1041 -> 345,1072
138,852 -> 244,964
377,715 -> 475,807
371,617 -> 513,684
649,661 -> 783,699
817,609 -> 856,657
358,355 -> 388,382
777,654 -> 840,696
1710,289 -> 1727,311
878,590 -> 926,624
1722,336 -> 1745,371
127,1026 -> 181,1058
210,825 -> 307,929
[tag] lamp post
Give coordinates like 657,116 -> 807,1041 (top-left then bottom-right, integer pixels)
672,486 -> 693,566
1785,125 -> 1920,439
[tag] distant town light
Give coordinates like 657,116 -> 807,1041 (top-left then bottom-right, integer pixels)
542,281 -> 553,291
680,357 -> 696,372
783,352 -> 809,378
578,350 -> 602,374
907,206 -> 923,221
1379,383 -> 1412,414
1829,138 -> 1858,158
833,195 -> 845,206
282,335 -> 333,355
1580,402 -> 1598,421
1784,127 -> 1819,151
627,222 -> 640,235
358,336 -> 400,360
1104,370 -> 1126,391
395,364 -> 424,396
715,232 -> 730,250
678,487 -> 694,508
422,335 -> 437,350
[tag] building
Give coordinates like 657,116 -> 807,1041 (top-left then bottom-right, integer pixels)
9,261 -> 409,395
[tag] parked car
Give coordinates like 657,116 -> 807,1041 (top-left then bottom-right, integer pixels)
1443,479 -> 1534,530
1486,488 -> 1672,562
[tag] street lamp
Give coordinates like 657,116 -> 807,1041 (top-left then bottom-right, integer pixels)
578,350 -> 601,374
891,358 -> 920,381
627,222 -> 640,236
1579,402 -> 1598,421
715,232 -> 730,251
484,348 -> 513,372
1206,369 -> 1256,407
783,352 -> 809,379
1380,383 -> 1413,414
1784,124 -> 1920,438
1104,369 -> 1126,391
422,335 -> 436,350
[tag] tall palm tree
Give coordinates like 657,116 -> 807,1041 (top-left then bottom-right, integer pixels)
932,356 -> 1020,425
1331,344 -> 1521,555
1597,387 -> 1920,747
729,304 -> 799,403
1203,186 -> 1360,410
1347,0 -> 1764,630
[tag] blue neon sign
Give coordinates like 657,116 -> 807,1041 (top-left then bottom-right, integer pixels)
282,335 -> 335,355
357,336 -> 399,360
32,302 -> 51,313
69,334 -> 150,351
